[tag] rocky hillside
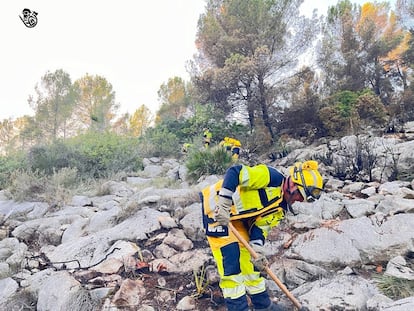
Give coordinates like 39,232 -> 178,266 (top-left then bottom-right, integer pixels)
1,126 -> 414,311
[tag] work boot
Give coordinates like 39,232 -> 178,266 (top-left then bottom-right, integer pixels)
255,302 -> 286,311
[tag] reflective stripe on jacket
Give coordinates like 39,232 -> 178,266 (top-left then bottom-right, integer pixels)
200,164 -> 285,238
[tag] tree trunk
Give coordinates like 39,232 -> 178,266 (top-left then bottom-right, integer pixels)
245,84 -> 255,132
258,75 -> 274,144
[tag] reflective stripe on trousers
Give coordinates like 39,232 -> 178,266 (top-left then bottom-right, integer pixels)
206,220 -> 267,299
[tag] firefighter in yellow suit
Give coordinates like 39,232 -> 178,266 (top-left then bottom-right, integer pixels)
219,137 -> 233,151
219,137 -> 242,160
200,161 -> 324,311
203,128 -> 212,148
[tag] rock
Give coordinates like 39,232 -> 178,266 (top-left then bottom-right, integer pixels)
176,295 -> 196,310
292,275 -> 379,311
37,271 -> 82,311
385,256 -> 414,280
0,277 -> 18,304
112,279 -> 146,308
1,150 -> 414,311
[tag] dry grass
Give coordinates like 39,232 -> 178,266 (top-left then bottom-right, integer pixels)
374,275 -> 414,300
8,168 -> 78,207
66,288 -> 102,311
0,290 -> 37,311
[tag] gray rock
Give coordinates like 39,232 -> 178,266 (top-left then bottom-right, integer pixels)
381,297 -> 414,311
0,277 -> 18,304
292,275 -> 379,311
37,271 -> 81,311
385,256 -> 414,280
343,198 -> 376,218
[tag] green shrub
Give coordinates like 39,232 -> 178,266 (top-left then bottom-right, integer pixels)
145,104 -> 248,157
319,106 -> 354,137
0,151 -> 28,189
137,127 -> 181,158
26,133 -> 143,180
185,146 -> 233,182
320,90 -> 389,137
355,93 -> 388,128
66,132 -> 143,179
27,141 -> 75,174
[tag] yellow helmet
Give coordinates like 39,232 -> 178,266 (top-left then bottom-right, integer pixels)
289,160 -> 323,202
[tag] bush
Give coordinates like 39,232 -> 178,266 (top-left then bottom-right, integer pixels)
66,132 -> 143,179
26,133 -> 143,180
137,127 -> 181,158
2,132 -> 144,197
28,142 -> 76,175
319,90 -> 389,137
185,146 -> 234,182
355,93 -> 388,128
0,151 -> 28,189
319,106 -> 354,137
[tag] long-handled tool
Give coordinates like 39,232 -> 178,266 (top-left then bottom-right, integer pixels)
228,223 -> 307,311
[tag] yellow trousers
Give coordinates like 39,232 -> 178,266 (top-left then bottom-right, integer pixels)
206,220 -> 266,300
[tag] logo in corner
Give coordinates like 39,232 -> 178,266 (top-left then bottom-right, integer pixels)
19,8 -> 38,28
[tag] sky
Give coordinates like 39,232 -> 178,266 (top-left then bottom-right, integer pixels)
0,0 -> 395,120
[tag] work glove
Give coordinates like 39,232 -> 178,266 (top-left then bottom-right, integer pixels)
249,240 -> 268,271
214,195 -> 232,226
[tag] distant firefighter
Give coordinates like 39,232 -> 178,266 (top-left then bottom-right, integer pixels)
203,128 -> 212,148
220,137 -> 242,160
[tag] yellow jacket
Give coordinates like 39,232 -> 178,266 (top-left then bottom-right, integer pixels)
200,164 -> 285,240
220,137 -> 241,148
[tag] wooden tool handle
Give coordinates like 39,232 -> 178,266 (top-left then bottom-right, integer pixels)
228,222 -> 303,310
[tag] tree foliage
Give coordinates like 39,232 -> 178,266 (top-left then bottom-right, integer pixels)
0,119 -> 17,152
73,74 -> 119,132
156,77 -> 190,123
319,89 -> 388,137
320,1 -> 409,105
129,105 -> 153,137
194,0 -> 317,143
28,69 -> 75,142
1,0 -> 414,166
275,67 -> 324,140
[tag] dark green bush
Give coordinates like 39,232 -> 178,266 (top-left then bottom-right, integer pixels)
66,132 -> 143,178
148,104 -> 249,155
28,141 -> 75,175
355,93 -> 388,128
185,146 -> 234,182
25,132 -> 143,180
137,127 -> 181,158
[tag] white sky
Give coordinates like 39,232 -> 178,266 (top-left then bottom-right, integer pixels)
0,0 -> 395,120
